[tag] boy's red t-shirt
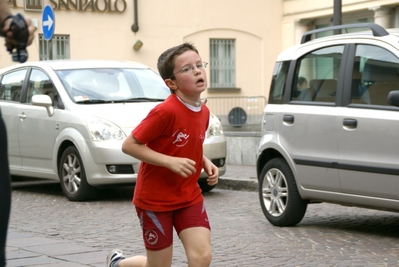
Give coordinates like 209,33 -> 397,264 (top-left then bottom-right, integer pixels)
131,94 -> 210,212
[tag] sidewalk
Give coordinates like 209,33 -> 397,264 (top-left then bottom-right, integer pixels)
218,164 -> 258,192
6,229 -> 103,267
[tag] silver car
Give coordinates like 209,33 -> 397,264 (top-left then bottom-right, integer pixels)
257,23 -> 399,226
0,60 -> 226,201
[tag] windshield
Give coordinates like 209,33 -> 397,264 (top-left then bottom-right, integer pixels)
55,68 -> 171,103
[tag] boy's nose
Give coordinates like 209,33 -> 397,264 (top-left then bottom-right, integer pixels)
193,67 -> 201,74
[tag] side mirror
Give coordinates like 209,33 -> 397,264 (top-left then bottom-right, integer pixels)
32,94 -> 54,117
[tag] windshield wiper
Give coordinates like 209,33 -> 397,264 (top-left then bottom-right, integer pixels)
113,97 -> 165,103
75,99 -> 113,104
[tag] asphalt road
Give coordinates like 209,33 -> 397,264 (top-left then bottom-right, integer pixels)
6,173 -> 399,267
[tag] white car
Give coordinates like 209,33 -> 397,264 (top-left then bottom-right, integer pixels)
0,60 -> 226,201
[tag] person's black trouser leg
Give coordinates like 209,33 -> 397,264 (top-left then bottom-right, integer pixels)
0,109 -> 11,267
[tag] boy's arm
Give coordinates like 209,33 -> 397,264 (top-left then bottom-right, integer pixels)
202,156 -> 219,186
122,134 -> 197,178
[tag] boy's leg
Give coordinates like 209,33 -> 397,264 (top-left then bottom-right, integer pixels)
175,202 -> 212,267
119,208 -> 175,267
180,227 -> 211,267
117,247 -> 173,267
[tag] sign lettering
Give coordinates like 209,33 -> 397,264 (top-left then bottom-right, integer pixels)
7,0 -> 127,12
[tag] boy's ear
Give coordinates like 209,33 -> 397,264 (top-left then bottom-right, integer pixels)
165,79 -> 178,91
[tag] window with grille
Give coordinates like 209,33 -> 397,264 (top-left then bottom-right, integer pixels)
39,34 -> 70,60
210,39 -> 236,88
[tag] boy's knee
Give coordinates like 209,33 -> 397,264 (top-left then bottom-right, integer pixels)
202,249 -> 212,265
189,249 -> 212,267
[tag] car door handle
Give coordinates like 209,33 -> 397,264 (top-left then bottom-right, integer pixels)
18,112 -> 26,120
343,118 -> 357,128
283,115 -> 294,124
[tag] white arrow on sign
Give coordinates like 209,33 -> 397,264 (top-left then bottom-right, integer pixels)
43,15 -> 54,30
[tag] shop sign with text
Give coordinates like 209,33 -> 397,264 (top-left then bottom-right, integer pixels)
8,0 -> 127,12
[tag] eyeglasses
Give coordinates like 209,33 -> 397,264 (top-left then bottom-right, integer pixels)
171,62 -> 208,78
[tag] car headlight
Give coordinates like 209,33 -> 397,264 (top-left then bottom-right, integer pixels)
207,113 -> 224,137
86,117 -> 126,141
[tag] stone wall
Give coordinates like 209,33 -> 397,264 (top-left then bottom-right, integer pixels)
224,132 -> 262,166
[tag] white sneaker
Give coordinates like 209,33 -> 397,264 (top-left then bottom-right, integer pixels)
106,248 -> 125,267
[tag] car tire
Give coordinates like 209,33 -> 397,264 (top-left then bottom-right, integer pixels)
258,157 -> 307,226
199,182 -> 216,193
59,146 -> 97,201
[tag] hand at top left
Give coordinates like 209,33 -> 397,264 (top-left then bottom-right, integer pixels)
2,14 -> 36,51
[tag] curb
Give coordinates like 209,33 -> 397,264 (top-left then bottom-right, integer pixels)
217,177 -> 258,192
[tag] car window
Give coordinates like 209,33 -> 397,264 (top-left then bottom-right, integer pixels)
56,68 -> 171,103
351,45 -> 399,106
0,69 -> 27,102
292,45 -> 344,103
27,69 -> 60,107
269,61 -> 290,104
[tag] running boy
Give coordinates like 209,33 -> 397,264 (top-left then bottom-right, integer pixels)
106,42 -> 219,267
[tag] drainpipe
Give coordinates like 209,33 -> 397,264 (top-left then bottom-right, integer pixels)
333,0 -> 342,34
131,0 -> 139,32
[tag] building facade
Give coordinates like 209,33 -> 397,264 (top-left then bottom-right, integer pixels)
1,0 -> 399,101
284,0 -> 399,51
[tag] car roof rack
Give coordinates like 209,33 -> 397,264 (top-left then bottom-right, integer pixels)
301,23 -> 389,44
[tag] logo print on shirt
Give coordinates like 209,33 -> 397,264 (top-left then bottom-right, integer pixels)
172,129 -> 189,147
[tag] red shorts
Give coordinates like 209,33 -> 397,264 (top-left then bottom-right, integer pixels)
135,201 -> 210,250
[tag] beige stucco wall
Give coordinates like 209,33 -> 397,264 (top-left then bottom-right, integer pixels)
0,0 -> 283,100
282,0 -> 399,50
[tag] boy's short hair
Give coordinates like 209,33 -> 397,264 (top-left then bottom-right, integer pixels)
157,42 -> 199,80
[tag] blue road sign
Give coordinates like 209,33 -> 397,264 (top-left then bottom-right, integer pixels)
42,5 -> 55,41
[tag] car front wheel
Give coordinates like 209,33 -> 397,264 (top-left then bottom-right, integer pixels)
258,157 -> 307,226
59,146 -> 97,201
